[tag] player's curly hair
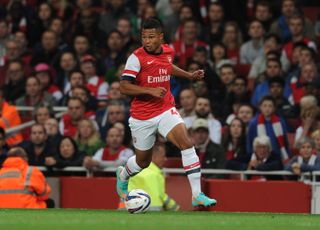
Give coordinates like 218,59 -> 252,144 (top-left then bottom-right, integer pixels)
142,17 -> 163,33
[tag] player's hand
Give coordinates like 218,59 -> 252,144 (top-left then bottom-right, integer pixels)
150,87 -> 167,98
190,70 -> 205,80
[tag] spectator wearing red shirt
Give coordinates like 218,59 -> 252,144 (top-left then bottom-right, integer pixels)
171,18 -> 208,68
283,14 -> 317,64
34,63 -> 62,102
171,4 -> 194,42
289,62 -> 319,105
84,127 -> 133,170
59,97 -> 95,138
222,21 -> 243,65
80,54 -> 109,107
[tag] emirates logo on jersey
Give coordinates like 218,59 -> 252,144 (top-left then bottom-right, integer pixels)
167,55 -> 172,63
147,68 -> 170,83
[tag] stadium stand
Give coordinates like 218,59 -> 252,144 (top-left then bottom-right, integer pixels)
0,0 -> 320,212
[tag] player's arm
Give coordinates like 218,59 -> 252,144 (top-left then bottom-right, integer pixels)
172,64 -> 204,80
120,79 -> 167,98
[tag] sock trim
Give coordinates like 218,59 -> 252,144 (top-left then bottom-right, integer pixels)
183,162 -> 200,170
185,168 -> 201,175
125,164 -> 132,176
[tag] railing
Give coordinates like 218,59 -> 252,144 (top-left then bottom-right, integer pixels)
37,166 -> 318,181
6,106 -> 67,135
15,106 -> 68,112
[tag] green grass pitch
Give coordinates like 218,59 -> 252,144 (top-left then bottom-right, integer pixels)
0,209 -> 320,230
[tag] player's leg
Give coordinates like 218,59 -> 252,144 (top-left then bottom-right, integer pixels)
158,108 -> 216,207
166,123 -> 217,207
116,148 -> 153,199
116,116 -> 157,199
118,148 -> 153,180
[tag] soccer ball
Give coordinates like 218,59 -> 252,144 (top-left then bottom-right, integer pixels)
125,189 -> 151,214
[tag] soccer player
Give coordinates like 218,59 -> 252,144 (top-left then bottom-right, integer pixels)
116,17 -> 217,207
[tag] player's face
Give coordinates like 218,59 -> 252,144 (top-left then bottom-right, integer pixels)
141,28 -> 163,53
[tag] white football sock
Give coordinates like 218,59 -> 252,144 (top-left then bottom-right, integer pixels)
181,147 -> 201,197
120,155 -> 142,181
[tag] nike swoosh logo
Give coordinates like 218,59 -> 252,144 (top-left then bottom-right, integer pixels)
147,60 -> 154,64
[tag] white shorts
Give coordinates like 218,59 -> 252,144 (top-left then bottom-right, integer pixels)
129,107 -> 184,151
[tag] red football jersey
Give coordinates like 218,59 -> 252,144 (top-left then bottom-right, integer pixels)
122,44 -> 175,120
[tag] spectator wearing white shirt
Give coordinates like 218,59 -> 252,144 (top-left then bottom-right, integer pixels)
184,97 -> 222,144
84,127 -> 134,169
240,20 -> 265,64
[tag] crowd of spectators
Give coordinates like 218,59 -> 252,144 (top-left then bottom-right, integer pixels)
0,0 -> 320,180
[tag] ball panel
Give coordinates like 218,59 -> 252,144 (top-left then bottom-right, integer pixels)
125,189 -> 151,214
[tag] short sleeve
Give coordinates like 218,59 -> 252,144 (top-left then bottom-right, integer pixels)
122,53 -> 141,79
93,148 -> 104,161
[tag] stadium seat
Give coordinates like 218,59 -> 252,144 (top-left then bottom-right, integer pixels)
286,118 -> 301,132
302,7 -> 320,23
247,78 -> 255,92
234,64 -> 251,78
290,148 -> 299,156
